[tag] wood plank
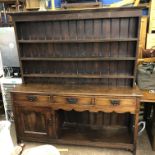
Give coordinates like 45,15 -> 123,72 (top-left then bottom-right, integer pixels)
20,135 -> 134,151
60,20 -> 69,40
60,126 -> 132,143
23,74 -> 135,79
20,57 -> 136,61
53,21 -> 61,40
111,19 -> 120,38
68,20 -> 77,40
94,19 -> 102,39
10,8 -> 143,22
18,38 -> 138,43
85,19 -> 93,39
120,18 -> 129,38
11,83 -> 142,97
61,2 -> 101,9
138,17 -> 148,58
102,19 -> 111,39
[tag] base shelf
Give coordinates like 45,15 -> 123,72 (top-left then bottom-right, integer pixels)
20,125 -> 134,151
57,125 -> 133,151
60,124 -> 132,144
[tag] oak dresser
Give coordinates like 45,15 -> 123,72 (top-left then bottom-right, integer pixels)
10,7 -> 143,154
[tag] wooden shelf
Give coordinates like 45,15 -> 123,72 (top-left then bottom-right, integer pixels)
21,57 -> 136,61
21,124 -> 133,151
23,74 -> 134,79
18,38 -> 138,43
14,9 -> 141,87
58,125 -> 133,150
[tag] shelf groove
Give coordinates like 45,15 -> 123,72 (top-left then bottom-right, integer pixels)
23,74 -> 134,79
18,38 -> 138,43
21,57 -> 136,61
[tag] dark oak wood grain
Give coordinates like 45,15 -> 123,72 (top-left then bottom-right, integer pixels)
14,13 -> 139,86
11,7 -> 143,154
11,84 -> 141,153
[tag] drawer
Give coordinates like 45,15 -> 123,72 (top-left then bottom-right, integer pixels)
53,96 -> 92,105
95,98 -> 136,107
13,93 -> 51,103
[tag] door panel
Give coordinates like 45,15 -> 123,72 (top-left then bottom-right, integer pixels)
18,106 -> 55,138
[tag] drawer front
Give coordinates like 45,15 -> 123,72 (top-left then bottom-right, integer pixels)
95,98 -> 136,107
53,96 -> 92,105
13,93 -> 51,103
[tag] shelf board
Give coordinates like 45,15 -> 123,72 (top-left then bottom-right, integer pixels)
18,38 -> 138,43
57,125 -> 133,150
21,126 -> 133,151
23,74 -> 134,79
21,57 -> 136,61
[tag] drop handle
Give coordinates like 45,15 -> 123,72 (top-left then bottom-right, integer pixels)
66,98 -> 78,104
110,99 -> 120,106
27,95 -> 37,102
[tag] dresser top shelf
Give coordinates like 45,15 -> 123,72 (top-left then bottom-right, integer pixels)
10,7 -> 144,22
11,7 -> 142,87
11,84 -> 142,97
10,6 -> 144,15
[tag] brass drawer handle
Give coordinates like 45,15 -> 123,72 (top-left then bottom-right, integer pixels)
66,98 -> 78,104
27,95 -> 37,102
110,99 -> 120,106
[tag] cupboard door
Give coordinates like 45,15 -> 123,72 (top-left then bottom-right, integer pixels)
18,106 -> 55,139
